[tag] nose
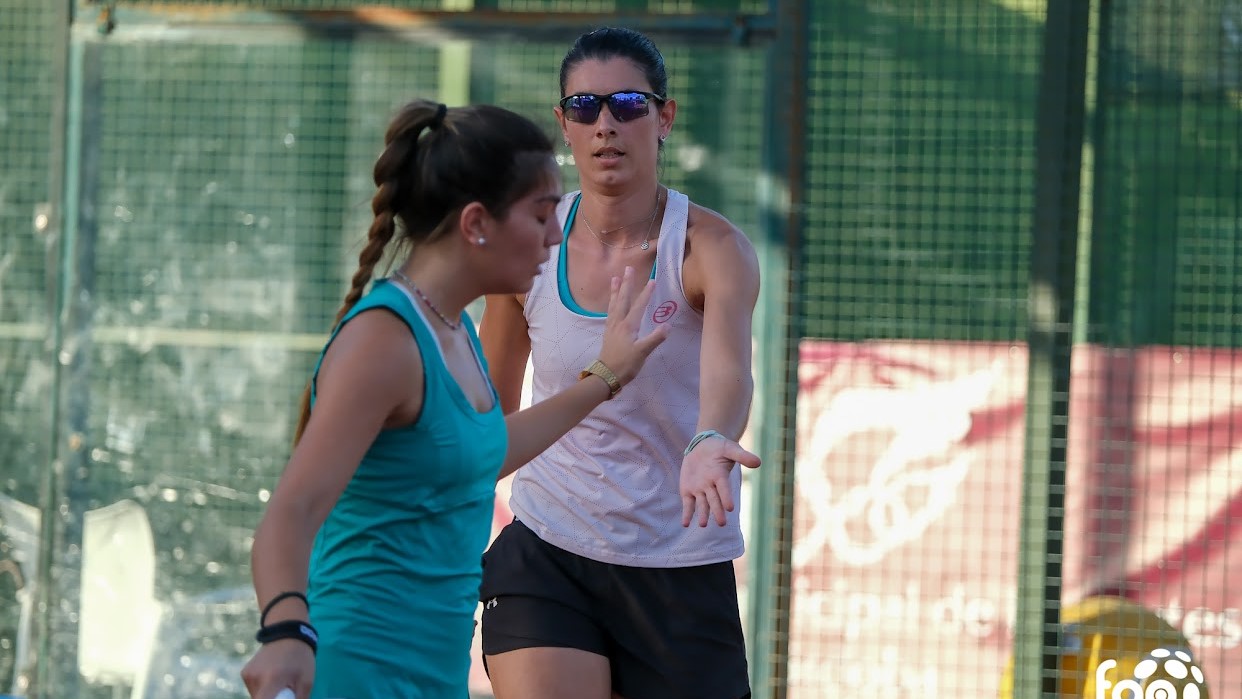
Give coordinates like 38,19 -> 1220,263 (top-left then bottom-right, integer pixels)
546,215 -> 563,247
594,106 -> 620,135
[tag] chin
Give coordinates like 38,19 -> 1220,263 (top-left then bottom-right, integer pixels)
516,276 -> 538,293
590,168 -> 633,188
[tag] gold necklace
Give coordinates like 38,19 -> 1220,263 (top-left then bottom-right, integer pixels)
581,191 -> 662,251
391,269 -> 461,331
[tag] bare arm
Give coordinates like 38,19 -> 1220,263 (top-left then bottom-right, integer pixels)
679,212 -> 763,527
496,374 -> 612,480
252,312 -> 421,618
694,219 -> 760,439
243,311 -> 421,699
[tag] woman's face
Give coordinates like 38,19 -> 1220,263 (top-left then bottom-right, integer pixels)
556,57 -> 675,191
483,159 -> 564,294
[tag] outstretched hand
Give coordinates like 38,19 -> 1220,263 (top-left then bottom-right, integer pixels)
680,436 -> 762,527
597,266 -> 669,386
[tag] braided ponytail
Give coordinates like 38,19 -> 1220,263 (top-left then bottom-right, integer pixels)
291,106 -> 435,445
290,97 -> 554,446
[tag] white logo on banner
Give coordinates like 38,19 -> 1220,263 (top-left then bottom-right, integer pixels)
1095,648 -> 1207,699
795,362 -> 999,569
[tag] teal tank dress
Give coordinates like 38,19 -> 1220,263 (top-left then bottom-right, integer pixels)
305,279 -> 507,699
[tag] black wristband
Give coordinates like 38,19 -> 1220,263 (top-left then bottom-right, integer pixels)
261,590 -> 310,627
256,619 -> 319,655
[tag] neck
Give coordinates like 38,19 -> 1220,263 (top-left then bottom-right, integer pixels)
395,250 -> 476,325
582,184 -> 664,246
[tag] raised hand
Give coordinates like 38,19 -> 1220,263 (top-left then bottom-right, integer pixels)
680,436 -> 762,527
597,266 -> 669,386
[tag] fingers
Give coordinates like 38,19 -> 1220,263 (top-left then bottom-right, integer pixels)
682,486 -> 734,528
725,441 -> 762,469
606,266 -> 660,321
704,487 -> 726,527
635,324 -> 670,356
716,479 -> 735,514
606,266 -> 638,316
625,275 -> 658,324
241,645 -> 309,699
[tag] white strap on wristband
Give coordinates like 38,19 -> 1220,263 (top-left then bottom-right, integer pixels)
684,429 -> 725,456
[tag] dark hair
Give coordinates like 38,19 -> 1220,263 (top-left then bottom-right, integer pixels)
559,27 -> 668,99
293,99 -> 554,444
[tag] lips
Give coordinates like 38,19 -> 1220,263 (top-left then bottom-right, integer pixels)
594,146 -> 625,158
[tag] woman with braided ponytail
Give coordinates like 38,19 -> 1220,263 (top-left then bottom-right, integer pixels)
241,99 -> 667,699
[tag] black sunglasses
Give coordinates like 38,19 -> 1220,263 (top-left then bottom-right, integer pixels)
558,91 -> 666,124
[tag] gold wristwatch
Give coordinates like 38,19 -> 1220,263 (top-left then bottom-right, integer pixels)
579,359 -> 622,398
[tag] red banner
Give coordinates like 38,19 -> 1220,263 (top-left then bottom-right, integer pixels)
791,341 -> 1242,698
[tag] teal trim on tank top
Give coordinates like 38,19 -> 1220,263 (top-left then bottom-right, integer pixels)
557,193 -> 658,318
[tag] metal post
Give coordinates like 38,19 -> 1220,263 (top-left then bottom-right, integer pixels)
101,6 -> 775,45
439,0 -> 472,107
1013,0 -> 1091,697
746,1 -> 808,698
31,2 -> 77,695
37,27 -> 104,699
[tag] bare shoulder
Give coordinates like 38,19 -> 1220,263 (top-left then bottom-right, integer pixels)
319,308 -> 422,393
682,200 -> 760,309
686,201 -> 753,250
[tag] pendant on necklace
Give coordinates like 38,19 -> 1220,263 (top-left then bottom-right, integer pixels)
640,241 -> 650,251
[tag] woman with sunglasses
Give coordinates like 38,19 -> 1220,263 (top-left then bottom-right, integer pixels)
477,27 -> 762,699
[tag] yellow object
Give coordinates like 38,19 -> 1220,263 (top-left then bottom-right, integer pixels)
999,596 -> 1210,699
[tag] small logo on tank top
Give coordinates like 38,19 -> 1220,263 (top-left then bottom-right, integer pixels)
652,300 -> 678,323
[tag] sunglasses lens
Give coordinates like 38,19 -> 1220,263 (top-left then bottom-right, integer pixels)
564,95 -> 602,123
608,92 -> 651,122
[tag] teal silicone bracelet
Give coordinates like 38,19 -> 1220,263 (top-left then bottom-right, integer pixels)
684,429 -> 725,456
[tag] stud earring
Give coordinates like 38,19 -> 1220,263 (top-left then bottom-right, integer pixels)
564,139 -> 571,148
658,136 -> 666,145
475,237 -> 487,246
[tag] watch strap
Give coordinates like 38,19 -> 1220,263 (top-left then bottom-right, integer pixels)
579,359 -> 622,397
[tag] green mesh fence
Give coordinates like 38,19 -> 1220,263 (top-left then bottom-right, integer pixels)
1070,2 -> 1242,699
793,1 -> 1242,698
0,1 -> 59,694
1089,0 -> 1242,348
802,2 -> 1041,343
5,1 -> 1242,699
1,5 -> 768,696
83,39 -> 445,697
794,1 -> 1043,696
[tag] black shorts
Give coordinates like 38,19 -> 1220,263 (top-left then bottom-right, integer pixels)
479,519 -> 751,699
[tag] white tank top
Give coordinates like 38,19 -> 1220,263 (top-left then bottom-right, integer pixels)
508,188 -> 744,567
